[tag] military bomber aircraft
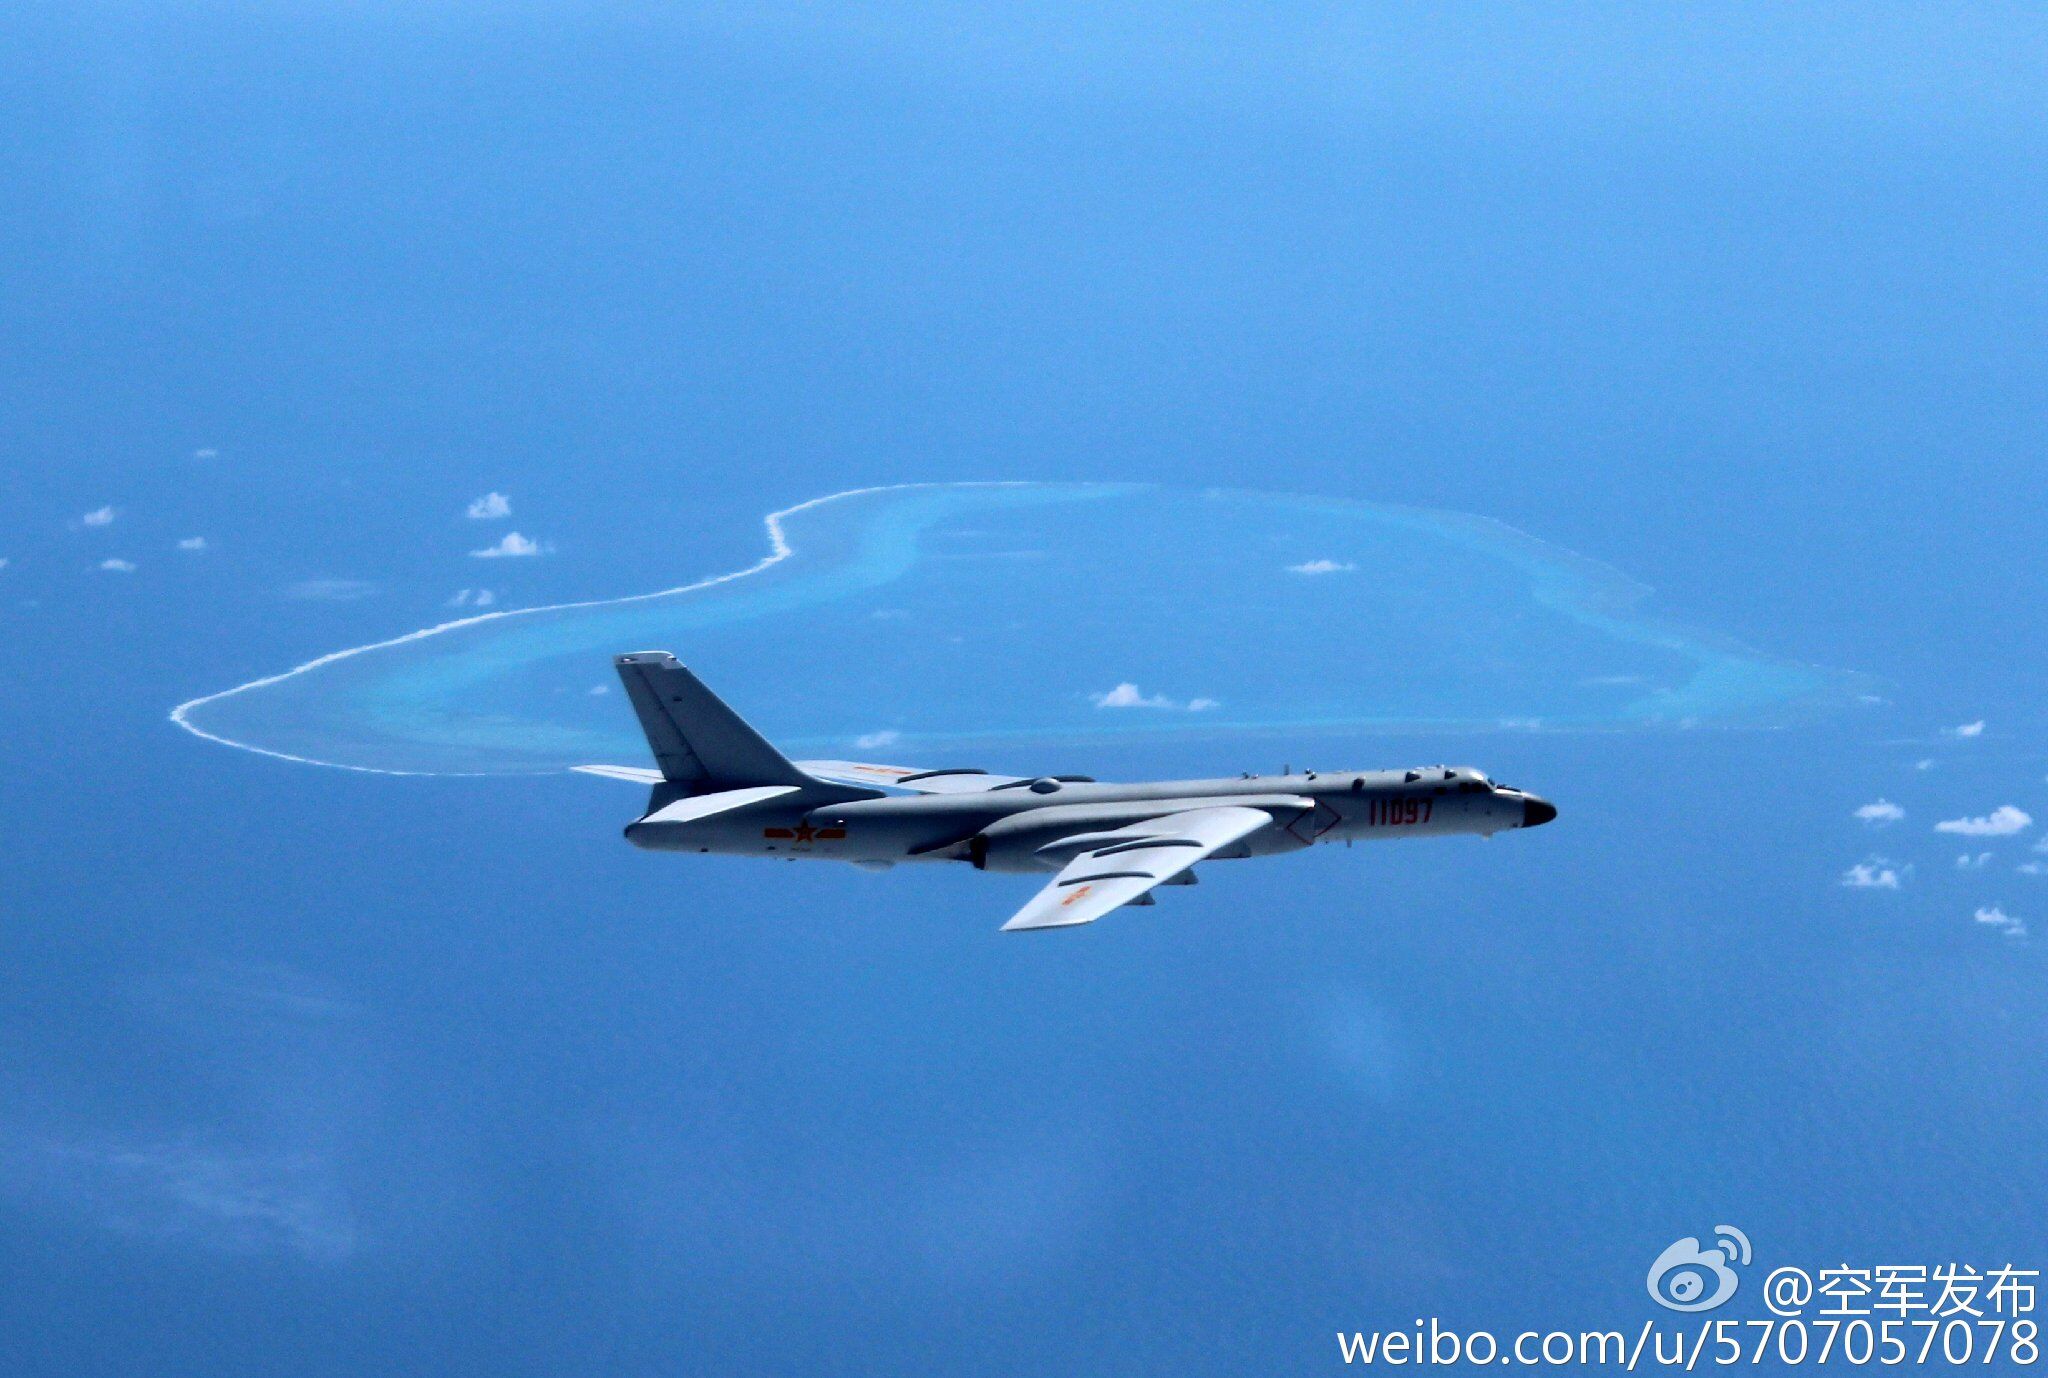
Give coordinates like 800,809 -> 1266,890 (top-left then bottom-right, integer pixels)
579,652 -> 1556,931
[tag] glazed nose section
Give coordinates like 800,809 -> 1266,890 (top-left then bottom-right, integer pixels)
1521,795 -> 1558,828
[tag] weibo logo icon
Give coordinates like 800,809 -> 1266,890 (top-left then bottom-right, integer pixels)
1646,1226 -> 1752,1312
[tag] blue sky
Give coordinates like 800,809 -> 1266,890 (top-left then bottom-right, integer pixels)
3,5 -> 2047,1374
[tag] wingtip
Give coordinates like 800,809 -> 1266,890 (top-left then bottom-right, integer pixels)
1000,913 -> 1097,933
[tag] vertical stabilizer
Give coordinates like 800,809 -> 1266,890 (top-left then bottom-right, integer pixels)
613,652 -> 812,788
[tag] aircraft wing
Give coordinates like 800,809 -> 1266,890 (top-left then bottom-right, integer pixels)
795,760 -> 1029,794
1001,805 -> 1276,933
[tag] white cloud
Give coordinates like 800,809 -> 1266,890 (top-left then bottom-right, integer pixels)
98,558 -> 136,573
2018,861 -> 2047,877
1946,720 -> 1986,738
1974,905 -> 2027,938
1855,799 -> 1904,826
283,578 -> 375,602
1841,858 -> 1907,890
854,729 -> 902,750
82,506 -> 116,527
2035,834 -> 2048,854
1091,683 -> 1220,711
0,558 -> 10,571
193,447 -> 218,459
177,536 -> 208,552
465,491 -> 511,520
469,531 -> 547,558
588,684 -> 610,696
1915,758 -> 1936,771
1093,682 -> 1171,709
447,588 -> 496,608
1958,853 -> 1992,871
1935,805 -> 2032,838
1286,559 -> 1356,575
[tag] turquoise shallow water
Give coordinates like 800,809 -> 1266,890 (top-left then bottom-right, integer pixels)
175,483 -> 1869,775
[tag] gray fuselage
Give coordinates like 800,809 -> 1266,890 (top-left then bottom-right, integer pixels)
626,765 -> 1554,872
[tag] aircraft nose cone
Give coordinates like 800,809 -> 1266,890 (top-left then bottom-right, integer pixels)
1521,795 -> 1558,828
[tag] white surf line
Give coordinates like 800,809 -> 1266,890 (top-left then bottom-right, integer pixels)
169,481 -> 1040,775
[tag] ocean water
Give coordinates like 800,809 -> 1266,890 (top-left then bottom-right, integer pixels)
5,6 -> 2048,1376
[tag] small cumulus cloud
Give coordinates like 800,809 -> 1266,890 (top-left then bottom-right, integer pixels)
82,506 -> 117,527
1841,858 -> 1907,890
1915,758 -> 1936,771
1974,905 -> 2027,939
283,578 -> 375,602
1091,683 -> 1218,711
588,684 -> 610,696
177,536 -> 208,552
98,558 -> 136,573
1958,853 -> 1992,871
1093,683 -> 1172,709
469,532 -> 547,559
2019,861 -> 2047,877
465,492 -> 511,520
1286,559 -> 1356,576
447,588 -> 495,608
854,729 -> 902,750
193,447 -> 218,459
1935,805 -> 2032,838
1946,720 -> 1986,738
1855,799 -> 1904,826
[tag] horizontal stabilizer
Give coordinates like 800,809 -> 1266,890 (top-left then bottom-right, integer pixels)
637,784 -> 803,825
572,764 -> 666,785
797,759 -> 1028,794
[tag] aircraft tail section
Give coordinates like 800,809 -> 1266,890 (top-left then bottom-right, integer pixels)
614,652 -> 817,790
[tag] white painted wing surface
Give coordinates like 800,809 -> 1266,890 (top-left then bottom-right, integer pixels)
572,764 -> 667,784
1001,805 -> 1277,932
637,784 -> 803,823
795,760 -> 1028,793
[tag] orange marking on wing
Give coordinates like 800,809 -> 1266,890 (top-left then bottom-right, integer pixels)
1060,884 -> 1093,907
